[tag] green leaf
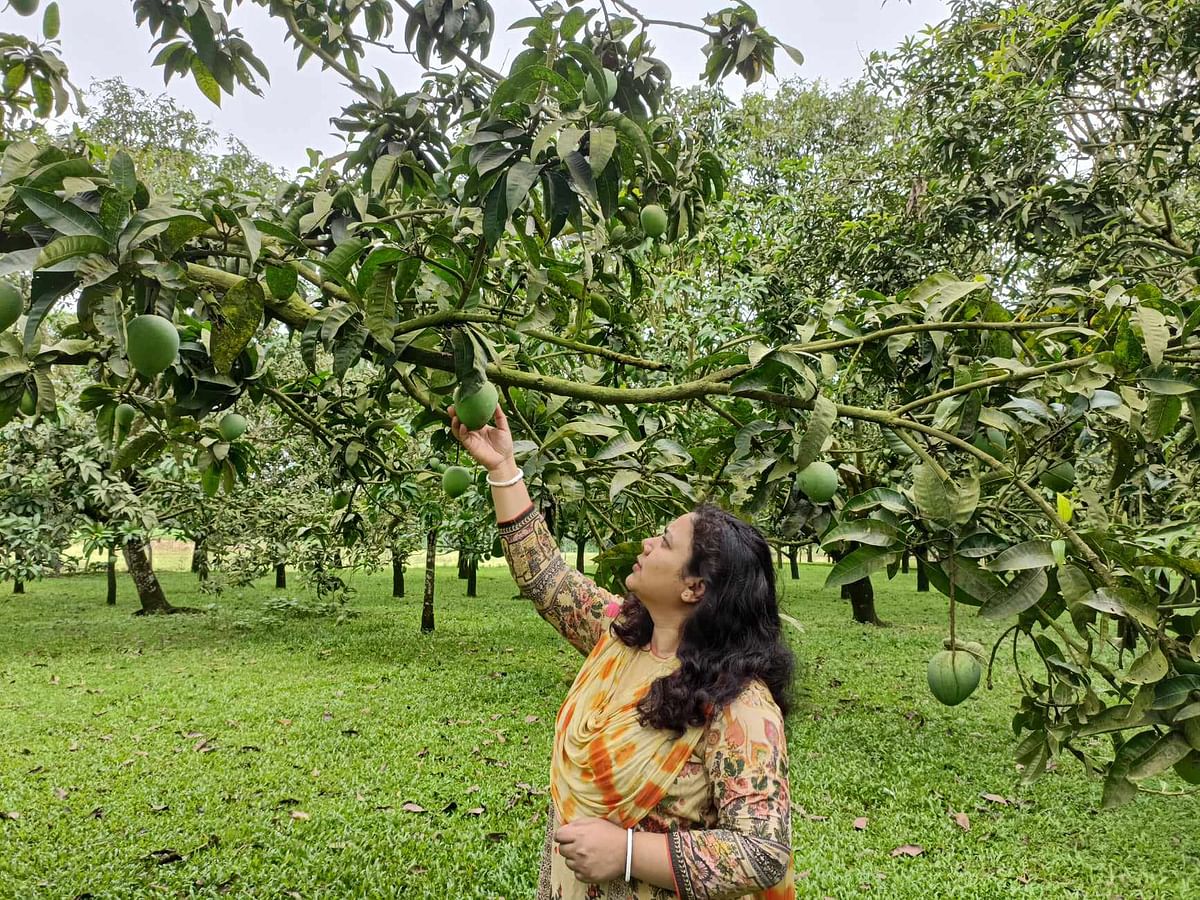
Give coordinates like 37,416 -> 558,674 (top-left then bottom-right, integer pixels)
924,556 -> 1004,607
364,267 -> 396,352
505,159 -> 541,215
563,150 -> 597,205
333,323 -> 368,378
1152,676 -> 1200,710
986,540 -> 1055,572
843,487 -> 911,515
491,64 -> 573,108
236,215 -> 262,267
264,264 -> 298,300
191,57 -> 222,106
22,272 -> 73,352
1125,646 -> 1169,686
41,2 -> 59,38
112,431 -> 167,471
912,463 -> 952,526
795,395 -> 836,471
17,187 -> 106,238
824,545 -> 895,589
1101,731 -> 1157,808
1144,394 -> 1182,440
979,567 -> 1048,619
1127,731 -> 1191,780
820,520 -> 900,548
588,126 -> 617,177
325,238 -> 370,278
1134,305 -> 1168,367
35,234 -> 110,269
609,469 -> 641,501
109,151 -> 137,200
483,173 -> 508,247
542,419 -> 620,450
210,278 -> 264,374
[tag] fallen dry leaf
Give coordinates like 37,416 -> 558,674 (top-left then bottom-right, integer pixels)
401,802 -> 426,814
1,811 -> 20,820
524,715 -> 540,724
289,810 -> 310,821
853,817 -> 868,831
466,807 -> 485,816
981,793 -> 1008,805
890,844 -> 925,858
951,811 -> 970,831
53,787 -> 69,801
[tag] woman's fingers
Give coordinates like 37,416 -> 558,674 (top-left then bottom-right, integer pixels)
493,404 -> 508,431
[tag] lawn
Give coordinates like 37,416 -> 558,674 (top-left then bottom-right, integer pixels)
1,562 -> 1196,899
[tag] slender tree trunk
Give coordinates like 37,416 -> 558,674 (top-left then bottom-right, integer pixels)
575,536 -> 587,573
13,580 -> 24,595
422,527 -> 437,633
901,552 -> 910,574
916,557 -> 930,593
106,550 -> 117,605
847,576 -> 882,625
806,545 -> 813,563
275,563 -> 287,589
123,538 -> 174,614
392,551 -> 405,598
458,552 -> 468,579
776,545 -> 783,568
466,558 -> 478,597
192,536 -> 209,582
788,545 -> 799,580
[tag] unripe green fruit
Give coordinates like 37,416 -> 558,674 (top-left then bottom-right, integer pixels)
115,403 -> 136,428
454,381 -> 499,431
927,649 -> 981,706
331,490 -> 351,510
1039,461 -> 1075,493
797,461 -> 839,503
1175,751 -> 1200,785
0,281 -> 22,331
19,389 -> 36,416
442,465 -> 471,498
126,314 -> 180,376
640,204 -> 668,239
10,0 -> 39,16
218,412 -> 247,441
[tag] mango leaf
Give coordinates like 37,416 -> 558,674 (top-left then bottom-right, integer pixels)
924,556 -> 1004,607
824,545 -> 895,589
211,278 -> 264,374
1125,646 -> 1169,686
979,567 -> 1048,619
1152,676 -> 1200,710
17,187 -> 106,237
912,463 -> 952,526
985,540 -> 1055,572
795,394 -> 836,471
505,159 -> 541,214
542,419 -> 620,451
609,470 -> 641,501
112,432 -> 167,471
364,267 -> 396,352
1101,731 -> 1157,808
1127,732 -> 1191,780
35,235 -> 110,269
820,520 -> 899,548
1133,305 -> 1168,367
843,488 -> 911,515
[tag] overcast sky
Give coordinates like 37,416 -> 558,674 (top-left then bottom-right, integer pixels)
4,0 -> 948,173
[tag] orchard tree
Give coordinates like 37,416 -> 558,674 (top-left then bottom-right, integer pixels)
1,0 -> 1198,803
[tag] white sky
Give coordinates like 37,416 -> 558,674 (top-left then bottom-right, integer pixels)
3,0 -> 948,173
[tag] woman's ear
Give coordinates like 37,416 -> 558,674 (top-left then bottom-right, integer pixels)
682,579 -> 705,603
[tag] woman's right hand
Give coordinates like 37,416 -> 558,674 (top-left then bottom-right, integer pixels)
449,402 -> 514,472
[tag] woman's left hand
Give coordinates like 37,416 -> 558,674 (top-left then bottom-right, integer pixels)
554,817 -> 628,883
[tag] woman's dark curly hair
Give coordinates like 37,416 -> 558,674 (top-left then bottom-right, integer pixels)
610,502 -> 794,734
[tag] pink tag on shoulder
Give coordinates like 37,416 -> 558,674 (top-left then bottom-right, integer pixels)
603,600 -> 622,618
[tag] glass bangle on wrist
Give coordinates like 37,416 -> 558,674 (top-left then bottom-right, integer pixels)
485,469 -> 524,488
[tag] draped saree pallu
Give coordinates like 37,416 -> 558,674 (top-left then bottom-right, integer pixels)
498,504 -> 795,900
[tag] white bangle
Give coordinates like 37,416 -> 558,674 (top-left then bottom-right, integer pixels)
625,827 -> 633,881
486,469 -> 524,488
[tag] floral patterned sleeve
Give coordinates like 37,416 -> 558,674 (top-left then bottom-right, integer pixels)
667,681 -> 793,900
497,502 -> 619,656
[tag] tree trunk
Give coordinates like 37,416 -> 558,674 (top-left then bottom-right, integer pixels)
123,538 -> 174,614
192,535 -> 209,582
788,545 -> 799,580
466,557 -> 478,597
458,552 -> 468,579
13,580 -> 24,595
901,551 -> 910,574
806,545 -> 813,563
106,551 -> 117,605
275,563 -> 287,589
776,545 -> 783,568
575,536 -> 587,573
846,576 -> 883,625
422,527 -> 437,633
916,557 -> 930,592
392,551 -> 405,598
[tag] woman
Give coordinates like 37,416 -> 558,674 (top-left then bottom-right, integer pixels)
450,401 -> 795,900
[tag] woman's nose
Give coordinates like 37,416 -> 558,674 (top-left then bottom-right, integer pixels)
642,537 -> 653,552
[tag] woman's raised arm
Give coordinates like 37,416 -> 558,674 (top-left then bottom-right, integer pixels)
450,402 -> 619,655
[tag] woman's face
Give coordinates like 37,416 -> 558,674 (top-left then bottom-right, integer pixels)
624,512 -> 701,608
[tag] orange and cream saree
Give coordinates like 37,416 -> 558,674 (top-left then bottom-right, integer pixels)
500,503 -> 795,900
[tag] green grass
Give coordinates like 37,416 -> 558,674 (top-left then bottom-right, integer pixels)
1,564 -> 1196,899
